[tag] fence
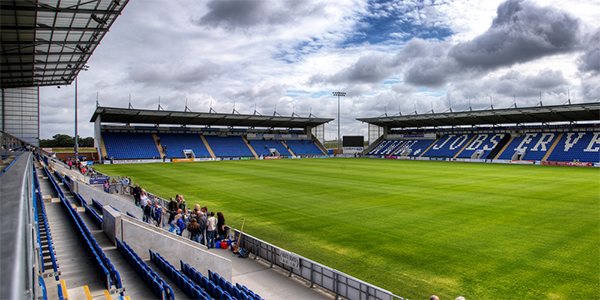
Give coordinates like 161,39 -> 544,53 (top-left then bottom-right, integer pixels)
230,228 -> 404,300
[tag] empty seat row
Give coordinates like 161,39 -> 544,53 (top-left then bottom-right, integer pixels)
546,132 -> 600,163
149,250 -> 212,300
92,198 -> 104,215
203,136 -> 254,157
283,140 -> 324,155
422,134 -> 475,157
115,238 -> 174,300
84,201 -> 103,229
157,133 -> 211,158
44,167 -> 123,292
62,196 -> 123,292
208,268 -> 263,300
33,164 -> 59,280
103,132 -> 161,159
181,260 -> 240,300
249,139 -> 292,156
367,140 -> 404,155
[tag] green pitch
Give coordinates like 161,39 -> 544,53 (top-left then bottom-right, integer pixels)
95,158 -> 599,300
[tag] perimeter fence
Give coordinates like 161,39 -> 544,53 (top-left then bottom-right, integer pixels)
230,228 -> 405,300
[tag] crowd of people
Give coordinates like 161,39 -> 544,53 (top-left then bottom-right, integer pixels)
129,185 -> 228,249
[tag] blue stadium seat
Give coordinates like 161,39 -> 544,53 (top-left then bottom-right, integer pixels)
284,140 -> 324,155
204,135 -> 254,157
422,134 -> 475,157
250,139 -> 293,156
498,132 -> 559,160
158,133 -> 212,158
546,132 -> 600,162
103,132 -> 161,159
457,133 -> 506,158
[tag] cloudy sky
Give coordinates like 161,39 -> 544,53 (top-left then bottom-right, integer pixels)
39,0 -> 600,140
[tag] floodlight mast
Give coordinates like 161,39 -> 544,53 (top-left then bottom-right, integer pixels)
332,91 -> 346,156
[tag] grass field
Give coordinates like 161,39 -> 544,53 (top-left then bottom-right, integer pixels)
95,158 -> 599,300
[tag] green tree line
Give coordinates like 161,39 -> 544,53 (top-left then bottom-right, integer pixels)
39,134 -> 94,148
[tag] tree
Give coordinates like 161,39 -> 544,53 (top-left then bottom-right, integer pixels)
38,134 -> 95,148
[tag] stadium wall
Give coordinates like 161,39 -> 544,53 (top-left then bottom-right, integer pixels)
119,215 -> 233,282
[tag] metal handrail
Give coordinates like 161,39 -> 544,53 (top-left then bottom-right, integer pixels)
229,228 -> 405,300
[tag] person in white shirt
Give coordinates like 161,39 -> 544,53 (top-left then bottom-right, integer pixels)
206,212 -> 218,249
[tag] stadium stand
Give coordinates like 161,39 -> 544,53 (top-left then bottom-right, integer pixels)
103,132 -> 161,159
158,133 -> 212,158
33,165 -> 60,280
250,139 -> 293,156
497,132 -> 559,161
402,139 -> 437,157
456,133 -> 507,159
367,140 -> 404,155
93,198 -> 105,214
545,132 -> 600,162
422,134 -> 475,157
150,250 -> 212,300
44,165 -> 124,293
116,238 -> 175,300
204,135 -> 254,157
179,259 -> 264,300
284,140 -> 325,155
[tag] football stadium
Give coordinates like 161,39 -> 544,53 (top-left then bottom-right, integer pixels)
1,1 -> 600,300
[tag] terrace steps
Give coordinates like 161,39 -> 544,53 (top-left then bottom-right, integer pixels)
242,136 -> 259,159
283,141 -> 296,156
419,136 -> 441,157
153,134 -> 166,158
200,135 -> 216,159
494,135 -> 515,159
454,135 -> 477,158
542,133 -> 563,161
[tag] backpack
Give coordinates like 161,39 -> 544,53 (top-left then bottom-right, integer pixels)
144,205 -> 152,215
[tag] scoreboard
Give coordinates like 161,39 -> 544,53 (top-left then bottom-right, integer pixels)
343,136 -> 364,147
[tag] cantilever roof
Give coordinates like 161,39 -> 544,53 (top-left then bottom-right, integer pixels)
90,106 -> 334,128
357,103 -> 600,128
1,0 -> 130,89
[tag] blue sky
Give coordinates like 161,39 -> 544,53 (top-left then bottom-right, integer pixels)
39,0 -> 600,140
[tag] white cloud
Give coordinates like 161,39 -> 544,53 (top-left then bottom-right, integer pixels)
37,0 -> 600,141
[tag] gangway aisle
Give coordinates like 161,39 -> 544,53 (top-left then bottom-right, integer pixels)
44,200 -> 110,298
41,168 -> 177,299
211,247 -> 332,300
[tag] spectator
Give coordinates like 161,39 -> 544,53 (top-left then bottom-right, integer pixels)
132,184 -> 142,207
169,214 -> 181,235
429,296 -> 439,300
176,209 -> 186,236
154,202 -> 163,227
167,197 -> 178,224
176,195 -> 186,211
103,180 -> 110,193
188,219 -> 201,243
144,202 -> 154,224
140,189 -> 149,220
206,212 -> 217,249
197,211 -> 207,245
217,212 -> 226,241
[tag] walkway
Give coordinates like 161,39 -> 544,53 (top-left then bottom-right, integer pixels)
92,184 -> 333,300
